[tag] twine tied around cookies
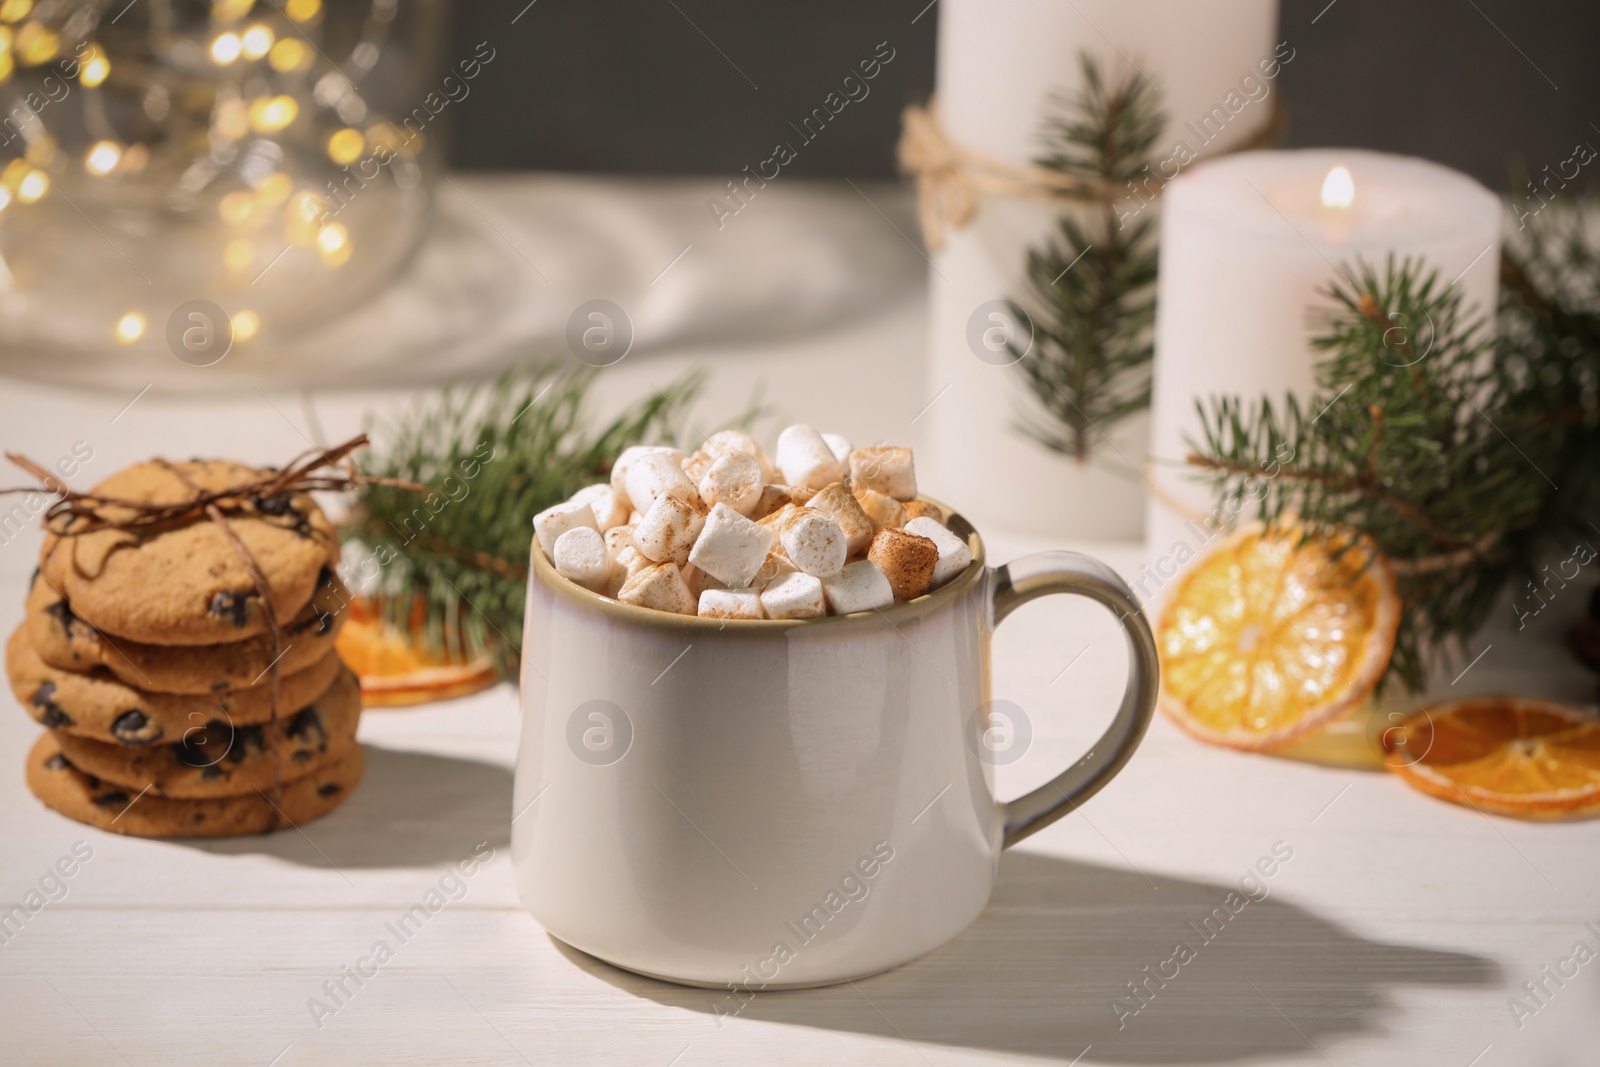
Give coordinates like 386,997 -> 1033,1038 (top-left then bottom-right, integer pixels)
1,434 -> 423,830
896,96 -> 1286,252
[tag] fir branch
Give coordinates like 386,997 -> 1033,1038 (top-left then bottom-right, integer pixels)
1009,54 -> 1162,461
342,362 -> 745,681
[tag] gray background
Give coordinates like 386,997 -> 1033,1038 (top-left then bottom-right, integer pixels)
444,0 -> 1597,194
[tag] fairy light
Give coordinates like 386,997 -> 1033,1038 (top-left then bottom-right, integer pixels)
84,140 -> 122,176
286,190 -> 327,246
0,0 -> 32,24
16,168 -> 47,203
214,99 -> 249,140
223,237 -> 255,271
24,134 -> 53,166
210,32 -> 242,64
114,312 -> 146,344
0,51 -> 11,85
241,24 -> 273,59
249,94 -> 297,134
231,309 -> 260,342
0,186 -> 12,212
268,38 -> 308,72
80,44 -> 109,87
285,0 -> 321,22
326,128 -> 364,165
16,21 -> 58,65
212,0 -> 254,22
2,158 -> 26,188
316,223 -> 346,252
363,122 -> 398,154
316,221 -> 350,267
218,190 -> 255,226
255,172 -> 292,204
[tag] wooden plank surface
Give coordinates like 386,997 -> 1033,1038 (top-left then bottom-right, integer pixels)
2,181 -> 1598,1064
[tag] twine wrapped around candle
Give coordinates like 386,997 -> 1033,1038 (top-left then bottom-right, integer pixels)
2,435 -> 423,829
897,96 -> 1286,252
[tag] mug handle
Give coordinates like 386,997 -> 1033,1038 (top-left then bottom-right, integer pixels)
990,551 -> 1160,848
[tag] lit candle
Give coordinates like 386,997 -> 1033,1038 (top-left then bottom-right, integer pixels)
1144,148 -> 1501,573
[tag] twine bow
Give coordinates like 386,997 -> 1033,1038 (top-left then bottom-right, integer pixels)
897,96 -> 1287,252
3,434 -> 422,831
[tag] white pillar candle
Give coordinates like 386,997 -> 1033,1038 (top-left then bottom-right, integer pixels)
921,0 -> 1280,539
1143,148 -> 1502,581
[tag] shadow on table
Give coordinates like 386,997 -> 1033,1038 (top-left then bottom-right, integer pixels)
562,851 -> 1501,1063
187,745 -> 512,870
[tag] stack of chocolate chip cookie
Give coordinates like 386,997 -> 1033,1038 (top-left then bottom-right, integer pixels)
9,460 -> 366,837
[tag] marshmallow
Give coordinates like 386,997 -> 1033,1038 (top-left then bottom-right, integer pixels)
681,449 -> 716,486
625,450 -> 700,514
533,499 -> 598,560
755,550 -> 798,587
603,525 -> 649,595
704,429 -> 776,483
681,562 -> 719,598
697,451 -> 763,517
902,500 -> 942,525
806,482 -> 875,555
849,447 -> 917,501
757,502 -> 801,530
822,432 -> 853,466
698,587 -> 765,620
750,484 -> 815,520
617,562 -> 697,616
822,560 -> 894,615
867,528 -> 938,600
688,503 -> 775,588
603,525 -> 634,556
776,424 -> 845,491
759,570 -> 826,619
570,483 -> 630,530
780,508 -> 848,578
610,445 -> 686,497
905,517 -> 972,587
853,486 -> 904,531
633,493 -> 705,566
553,527 -> 611,591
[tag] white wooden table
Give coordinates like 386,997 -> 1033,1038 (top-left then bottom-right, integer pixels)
2,178 -> 1598,1066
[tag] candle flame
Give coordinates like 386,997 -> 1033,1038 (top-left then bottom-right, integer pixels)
1321,165 -> 1355,210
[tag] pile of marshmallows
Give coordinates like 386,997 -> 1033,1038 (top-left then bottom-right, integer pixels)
532,426 -> 972,620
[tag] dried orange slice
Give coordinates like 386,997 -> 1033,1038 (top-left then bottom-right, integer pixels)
1381,698 -> 1600,819
1157,524 -> 1399,751
334,597 -> 500,707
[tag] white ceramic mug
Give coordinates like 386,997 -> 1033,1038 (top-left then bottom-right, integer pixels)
513,508 -> 1158,988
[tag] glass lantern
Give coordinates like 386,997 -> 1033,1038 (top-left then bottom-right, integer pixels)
0,0 -> 447,382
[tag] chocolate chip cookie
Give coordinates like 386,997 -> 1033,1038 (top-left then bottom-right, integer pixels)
50,665 -> 360,798
39,460 -> 340,645
27,731 -> 365,838
25,567 -> 350,695
6,625 -> 342,745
